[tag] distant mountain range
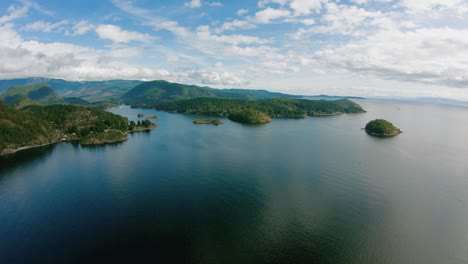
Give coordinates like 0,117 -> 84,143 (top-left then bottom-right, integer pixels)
0,78 -> 300,108
0,83 -> 94,108
1,78 -> 467,108
121,80 -> 299,106
0,78 -> 141,101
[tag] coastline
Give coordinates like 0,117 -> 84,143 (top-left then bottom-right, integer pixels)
1,124 -> 158,156
1,141 -> 60,156
365,128 -> 402,137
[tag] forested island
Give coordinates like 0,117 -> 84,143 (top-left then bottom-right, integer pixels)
0,103 -> 156,155
193,119 -> 223,125
136,97 -> 365,124
365,119 -> 401,137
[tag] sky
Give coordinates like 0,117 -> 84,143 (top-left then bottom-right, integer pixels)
1,0 -> 468,99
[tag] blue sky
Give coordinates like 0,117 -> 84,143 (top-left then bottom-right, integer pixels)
1,0 -> 468,99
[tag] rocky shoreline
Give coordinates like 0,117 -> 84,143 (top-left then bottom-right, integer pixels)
1,124 -> 158,156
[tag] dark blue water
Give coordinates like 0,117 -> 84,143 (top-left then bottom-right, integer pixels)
1,100 -> 468,263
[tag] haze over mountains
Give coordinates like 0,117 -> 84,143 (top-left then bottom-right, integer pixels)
0,78 -> 301,108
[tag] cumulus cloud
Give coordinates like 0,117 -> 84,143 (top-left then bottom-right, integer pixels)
236,9 -> 249,16
96,24 -> 155,43
289,0 -> 328,15
184,0 -> 202,8
315,27 -> 468,87
401,0 -> 468,14
254,7 -> 291,23
0,24 -> 169,81
208,2 -> 223,7
179,69 -> 250,86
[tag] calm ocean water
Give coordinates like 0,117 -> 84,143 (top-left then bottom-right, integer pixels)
1,100 -> 467,263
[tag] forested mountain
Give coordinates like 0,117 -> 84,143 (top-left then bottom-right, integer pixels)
0,83 -> 64,106
121,80 -> 299,106
0,78 -> 141,101
0,83 -> 115,109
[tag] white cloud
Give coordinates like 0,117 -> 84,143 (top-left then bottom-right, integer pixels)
350,0 -> 369,5
257,60 -> 300,74
197,25 -> 267,45
290,0 -> 328,15
152,20 -> 192,38
401,0 -> 468,14
208,2 -> 223,7
23,20 -> 68,33
179,69 -> 250,86
218,19 -> 256,32
0,24 -> 170,81
315,27 -> 468,87
236,9 -> 249,16
0,4 -> 29,24
96,24 -> 155,43
257,0 -> 289,8
67,20 -> 94,36
290,3 -> 387,39
254,8 -> 291,23
184,0 -> 202,8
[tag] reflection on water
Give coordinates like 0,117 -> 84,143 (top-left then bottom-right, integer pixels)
0,102 -> 468,263
0,144 -> 56,176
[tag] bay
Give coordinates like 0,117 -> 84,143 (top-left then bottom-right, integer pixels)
1,100 -> 468,263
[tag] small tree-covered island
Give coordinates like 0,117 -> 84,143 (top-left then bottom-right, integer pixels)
193,119 -> 223,125
365,119 -> 401,137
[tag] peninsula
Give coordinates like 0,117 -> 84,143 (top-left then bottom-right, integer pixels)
0,103 -> 157,155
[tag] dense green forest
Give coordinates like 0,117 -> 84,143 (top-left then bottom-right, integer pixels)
144,97 -> 365,123
122,80 -> 299,106
365,119 -> 401,136
228,109 -> 272,124
0,103 -> 55,152
1,103 -> 155,154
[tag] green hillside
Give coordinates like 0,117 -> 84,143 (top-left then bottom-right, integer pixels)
7,96 -> 41,109
122,80 -> 299,106
123,80 -> 216,104
0,83 -> 64,106
0,83 -> 113,109
0,78 -> 142,101
0,103 -> 56,153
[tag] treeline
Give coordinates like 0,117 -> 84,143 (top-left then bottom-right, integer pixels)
23,104 -> 129,133
149,97 -> 365,118
365,119 -> 400,136
0,103 -> 55,151
228,109 -> 272,124
1,103 -> 155,153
